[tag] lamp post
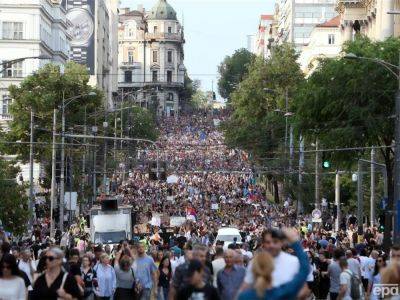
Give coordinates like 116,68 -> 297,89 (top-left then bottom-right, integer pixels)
345,52 -> 400,245
0,55 -> 51,74
59,92 -> 96,232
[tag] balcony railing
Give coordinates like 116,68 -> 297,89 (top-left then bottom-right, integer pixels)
120,61 -> 141,68
146,33 -> 183,41
0,114 -> 13,121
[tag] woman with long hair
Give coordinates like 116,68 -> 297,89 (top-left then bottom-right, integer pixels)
237,228 -> 308,300
367,255 -> 386,300
0,253 -> 27,300
158,256 -> 172,300
114,248 -> 136,300
31,247 -> 82,299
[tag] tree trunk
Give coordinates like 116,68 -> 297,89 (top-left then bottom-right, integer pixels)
273,177 -> 280,204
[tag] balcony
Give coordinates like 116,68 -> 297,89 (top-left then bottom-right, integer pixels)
336,0 -> 365,12
120,61 -> 141,69
146,33 -> 183,42
0,114 -> 13,121
118,81 -> 184,89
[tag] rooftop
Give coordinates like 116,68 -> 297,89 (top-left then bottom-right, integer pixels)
316,15 -> 340,28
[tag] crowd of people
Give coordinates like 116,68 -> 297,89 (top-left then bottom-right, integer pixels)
1,110 -> 400,300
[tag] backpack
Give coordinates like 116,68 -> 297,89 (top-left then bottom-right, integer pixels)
345,270 -> 361,299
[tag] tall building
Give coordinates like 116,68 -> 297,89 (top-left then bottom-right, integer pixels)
0,0 -> 70,126
255,15 -> 276,58
118,0 -> 186,117
274,0 -> 336,49
63,0 -> 118,109
336,0 -> 400,42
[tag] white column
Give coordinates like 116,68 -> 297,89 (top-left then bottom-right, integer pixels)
343,21 -> 353,41
380,0 -> 394,40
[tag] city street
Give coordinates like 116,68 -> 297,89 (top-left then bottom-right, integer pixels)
1,0 -> 400,299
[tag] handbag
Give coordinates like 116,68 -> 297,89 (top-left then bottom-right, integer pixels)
131,267 -> 143,298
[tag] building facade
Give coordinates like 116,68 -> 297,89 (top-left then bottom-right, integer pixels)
255,15 -> 276,58
336,0 -> 400,42
299,15 -> 342,75
118,0 -> 186,117
0,0 -> 70,126
63,0 -> 118,109
274,0 -> 336,49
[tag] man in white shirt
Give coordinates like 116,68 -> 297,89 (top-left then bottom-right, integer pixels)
18,248 -> 36,285
346,249 -> 361,280
339,258 -> 353,300
212,247 -> 225,287
240,228 -> 300,290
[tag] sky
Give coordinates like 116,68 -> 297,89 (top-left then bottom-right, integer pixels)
119,0 -> 274,98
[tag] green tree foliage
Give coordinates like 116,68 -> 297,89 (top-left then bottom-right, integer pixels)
4,62 -> 103,162
218,48 -> 256,100
190,90 -> 209,109
0,159 -> 30,235
295,37 -> 400,203
223,44 -> 304,201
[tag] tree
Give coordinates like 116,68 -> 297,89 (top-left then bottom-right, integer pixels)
223,44 -> 304,202
190,90 -> 209,109
3,62 -> 103,162
218,48 -> 256,101
295,37 -> 400,246
180,73 -> 201,112
0,159 -> 30,235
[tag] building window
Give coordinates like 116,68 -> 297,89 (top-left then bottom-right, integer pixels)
2,22 -> 23,40
2,95 -> 11,115
153,50 -> 158,63
328,34 -> 335,45
167,50 -> 173,63
152,70 -> 158,82
168,93 -> 174,101
153,26 -> 158,33
3,61 -> 23,78
128,50 -> 134,64
124,70 -> 132,82
167,71 -> 172,83
168,26 -> 172,33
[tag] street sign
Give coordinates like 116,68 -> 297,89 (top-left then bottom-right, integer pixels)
312,209 -> 322,219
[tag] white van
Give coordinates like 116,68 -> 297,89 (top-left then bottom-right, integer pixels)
215,227 -> 242,249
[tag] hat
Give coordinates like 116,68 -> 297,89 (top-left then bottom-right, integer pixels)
187,259 -> 203,277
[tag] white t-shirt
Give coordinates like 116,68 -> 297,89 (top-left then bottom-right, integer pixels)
339,270 -> 352,300
359,256 -> 375,279
0,276 -> 26,300
244,251 -> 300,287
212,257 -> 226,287
18,260 -> 36,283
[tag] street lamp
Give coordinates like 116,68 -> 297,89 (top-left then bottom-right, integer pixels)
0,55 -> 51,74
344,52 -> 400,246
59,91 -> 96,233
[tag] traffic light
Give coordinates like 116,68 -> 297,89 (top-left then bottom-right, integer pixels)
322,152 -> 332,169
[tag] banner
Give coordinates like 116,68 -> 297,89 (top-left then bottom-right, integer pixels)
170,216 -> 186,227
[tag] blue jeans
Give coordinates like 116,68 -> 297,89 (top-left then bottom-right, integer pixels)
139,288 -> 151,300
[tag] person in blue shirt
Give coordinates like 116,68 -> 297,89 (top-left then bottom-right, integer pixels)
237,228 -> 308,300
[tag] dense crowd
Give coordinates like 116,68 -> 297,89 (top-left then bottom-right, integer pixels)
1,110 -> 400,300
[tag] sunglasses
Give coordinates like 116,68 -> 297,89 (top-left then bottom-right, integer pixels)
45,256 -> 57,262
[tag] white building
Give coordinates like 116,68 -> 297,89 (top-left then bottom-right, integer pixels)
0,0 -> 70,126
299,15 -> 342,75
118,0 -> 186,117
274,0 -> 336,49
336,0 -> 400,42
64,0 -> 118,109
255,15 -> 275,59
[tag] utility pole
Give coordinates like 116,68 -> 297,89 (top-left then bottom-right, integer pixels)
59,95 -> 66,233
80,107 -> 87,214
357,160 -> 364,235
371,147 -> 376,227
92,126 -> 97,206
29,109 -> 35,227
50,108 -> 57,238
335,171 -> 340,232
315,140 -> 320,208
103,117 -> 108,194
297,135 -> 304,215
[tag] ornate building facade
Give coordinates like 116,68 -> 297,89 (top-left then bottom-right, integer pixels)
118,0 -> 185,117
337,0 -> 400,41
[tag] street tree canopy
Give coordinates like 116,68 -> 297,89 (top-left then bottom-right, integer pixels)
218,48 -> 256,101
0,159 -> 30,236
3,62 -> 103,162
